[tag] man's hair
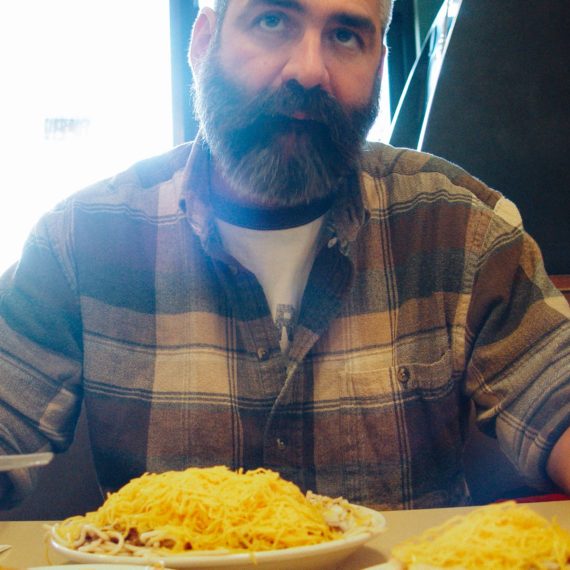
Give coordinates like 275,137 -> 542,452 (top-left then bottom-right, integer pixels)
211,0 -> 394,37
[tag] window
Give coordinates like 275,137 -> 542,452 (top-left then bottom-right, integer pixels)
0,1 -> 173,271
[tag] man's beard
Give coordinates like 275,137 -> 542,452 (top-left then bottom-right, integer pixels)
193,51 -> 381,207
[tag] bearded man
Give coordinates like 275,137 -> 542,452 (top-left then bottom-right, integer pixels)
0,0 -> 568,510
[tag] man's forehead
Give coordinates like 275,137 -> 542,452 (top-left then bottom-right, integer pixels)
199,0 -> 381,11
225,0 -> 380,18
223,0 -> 382,33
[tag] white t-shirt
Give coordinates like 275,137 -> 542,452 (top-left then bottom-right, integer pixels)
216,216 -> 325,352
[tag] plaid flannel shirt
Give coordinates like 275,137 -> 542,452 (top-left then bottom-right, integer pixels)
0,138 -> 568,509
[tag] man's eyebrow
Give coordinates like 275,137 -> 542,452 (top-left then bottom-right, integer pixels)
332,12 -> 377,36
244,0 -> 305,13
240,1 -> 378,36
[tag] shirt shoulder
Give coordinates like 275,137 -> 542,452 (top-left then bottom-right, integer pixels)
56,142 -> 194,216
24,143 -> 195,288
360,142 -> 503,213
358,143 -> 531,272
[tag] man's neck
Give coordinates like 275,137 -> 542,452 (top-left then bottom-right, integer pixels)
209,160 -> 333,230
208,159 -> 334,230
210,191 -> 333,231
209,161 -> 272,208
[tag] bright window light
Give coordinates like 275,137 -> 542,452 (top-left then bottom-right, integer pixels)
0,1 -> 173,272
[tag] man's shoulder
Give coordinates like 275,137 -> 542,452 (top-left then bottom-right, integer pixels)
63,142 -> 194,211
128,142 -> 194,190
361,143 -> 501,211
29,143 -> 196,270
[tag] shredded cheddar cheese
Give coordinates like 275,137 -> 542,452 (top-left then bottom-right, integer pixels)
391,501 -> 570,569
53,466 -> 368,556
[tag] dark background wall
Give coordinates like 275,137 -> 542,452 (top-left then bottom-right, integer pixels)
387,0 -> 442,119
419,0 -> 570,274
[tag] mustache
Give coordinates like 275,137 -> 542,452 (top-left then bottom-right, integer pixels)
213,80 -> 354,145
229,80 -> 342,123
202,79 -> 364,168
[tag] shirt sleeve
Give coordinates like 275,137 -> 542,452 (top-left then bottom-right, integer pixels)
0,204 -> 83,507
465,196 -> 570,490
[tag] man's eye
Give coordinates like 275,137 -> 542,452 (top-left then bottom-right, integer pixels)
333,28 -> 362,49
257,13 -> 285,32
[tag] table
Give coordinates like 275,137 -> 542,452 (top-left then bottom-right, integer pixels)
0,501 -> 567,568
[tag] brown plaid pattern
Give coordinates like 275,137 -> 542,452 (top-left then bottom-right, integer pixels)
0,138 -> 568,509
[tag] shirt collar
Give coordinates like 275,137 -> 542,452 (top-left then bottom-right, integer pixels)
179,131 -> 370,253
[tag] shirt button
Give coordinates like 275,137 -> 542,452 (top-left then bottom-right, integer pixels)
276,438 -> 287,451
257,347 -> 269,361
327,237 -> 338,248
397,366 -> 411,384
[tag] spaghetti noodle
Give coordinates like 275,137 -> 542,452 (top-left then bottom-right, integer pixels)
52,466 -> 373,557
391,501 -> 570,569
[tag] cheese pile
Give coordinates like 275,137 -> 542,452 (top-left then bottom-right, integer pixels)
54,466 -> 355,554
391,501 -> 570,569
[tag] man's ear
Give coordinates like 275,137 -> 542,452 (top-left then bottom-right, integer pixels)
189,8 -> 217,75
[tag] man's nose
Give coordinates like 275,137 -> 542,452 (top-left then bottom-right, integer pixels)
280,32 -> 330,91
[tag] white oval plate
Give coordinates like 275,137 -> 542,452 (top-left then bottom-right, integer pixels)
49,506 -> 386,569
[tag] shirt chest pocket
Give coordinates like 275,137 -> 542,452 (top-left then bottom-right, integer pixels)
312,351 -> 462,504
338,350 -> 457,401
